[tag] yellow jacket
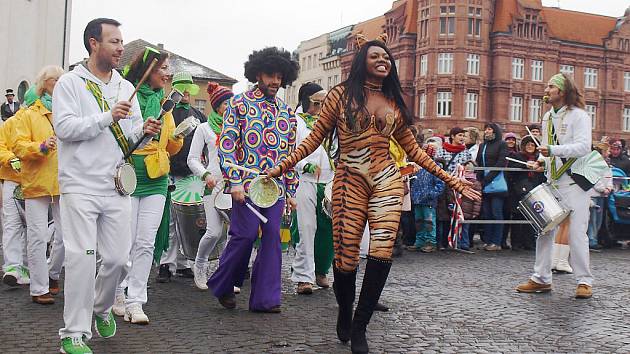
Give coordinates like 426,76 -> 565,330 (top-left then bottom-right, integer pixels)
0,111 -> 24,183
132,111 -> 183,178
13,99 -> 59,198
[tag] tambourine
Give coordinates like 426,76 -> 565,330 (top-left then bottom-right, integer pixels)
114,162 -> 137,196
248,175 -> 281,208
174,116 -> 201,138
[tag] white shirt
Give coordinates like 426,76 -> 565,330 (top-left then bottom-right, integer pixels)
294,110 -> 334,184
187,122 -> 222,179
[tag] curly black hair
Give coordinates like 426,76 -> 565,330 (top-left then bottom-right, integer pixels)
244,47 -> 299,88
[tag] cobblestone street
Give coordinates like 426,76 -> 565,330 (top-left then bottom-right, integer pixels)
1,248 -> 630,353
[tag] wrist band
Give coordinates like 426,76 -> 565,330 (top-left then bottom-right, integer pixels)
40,142 -> 49,155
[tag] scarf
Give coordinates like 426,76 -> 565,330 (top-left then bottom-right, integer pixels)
136,83 -> 164,122
207,111 -> 223,146
522,151 -> 538,178
175,102 -> 190,110
443,142 -> 466,153
298,112 -> 317,130
40,93 -> 53,111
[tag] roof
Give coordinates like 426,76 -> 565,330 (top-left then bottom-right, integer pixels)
492,0 -> 617,47
351,15 -> 386,40
120,39 -> 237,84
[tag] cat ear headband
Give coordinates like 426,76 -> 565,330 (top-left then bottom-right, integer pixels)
355,33 -> 388,49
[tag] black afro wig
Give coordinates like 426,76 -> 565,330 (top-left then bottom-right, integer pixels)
244,47 -> 299,88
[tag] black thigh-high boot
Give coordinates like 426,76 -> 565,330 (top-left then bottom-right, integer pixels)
351,256 -> 392,353
333,266 -> 357,343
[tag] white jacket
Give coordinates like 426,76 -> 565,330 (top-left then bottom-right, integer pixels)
540,105 -> 591,185
590,167 -> 613,197
187,122 -> 222,179
53,64 -> 144,196
295,109 -> 334,184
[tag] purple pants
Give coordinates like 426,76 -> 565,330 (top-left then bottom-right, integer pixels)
207,198 -> 284,311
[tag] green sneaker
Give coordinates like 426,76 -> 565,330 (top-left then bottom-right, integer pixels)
60,337 -> 92,354
94,311 -> 116,338
18,266 -> 30,285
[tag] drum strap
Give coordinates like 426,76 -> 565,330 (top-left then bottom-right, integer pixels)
546,112 -> 576,180
84,79 -> 133,164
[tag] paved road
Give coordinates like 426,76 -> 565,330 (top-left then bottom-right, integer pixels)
1,247 -> 629,353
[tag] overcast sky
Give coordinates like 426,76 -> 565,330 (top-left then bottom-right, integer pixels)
69,0 -> 630,93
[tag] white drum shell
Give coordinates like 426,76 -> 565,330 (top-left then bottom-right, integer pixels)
517,183 -> 571,235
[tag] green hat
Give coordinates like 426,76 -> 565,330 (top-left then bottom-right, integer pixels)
172,72 -> 200,95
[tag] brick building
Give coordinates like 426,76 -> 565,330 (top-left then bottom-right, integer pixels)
339,0 -> 630,140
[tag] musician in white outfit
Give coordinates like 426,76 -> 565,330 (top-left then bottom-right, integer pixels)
187,82 -> 234,290
516,73 -> 594,299
53,18 -> 160,353
291,83 -> 334,294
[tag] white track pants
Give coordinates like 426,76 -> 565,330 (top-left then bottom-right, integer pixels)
195,191 -> 225,268
291,181 -> 318,284
531,182 -> 593,286
25,196 -> 64,296
59,193 -> 132,340
2,180 -> 26,270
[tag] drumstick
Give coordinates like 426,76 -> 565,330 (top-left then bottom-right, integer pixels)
127,58 -> 158,102
525,126 -> 541,148
506,156 -> 533,167
246,203 -> 268,224
224,162 -> 260,176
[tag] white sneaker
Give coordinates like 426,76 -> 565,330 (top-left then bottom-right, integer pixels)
124,304 -> 149,325
193,263 -> 208,290
17,266 -> 30,285
112,294 -> 126,317
233,286 -> 241,294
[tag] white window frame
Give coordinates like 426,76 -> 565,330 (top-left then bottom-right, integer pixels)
586,104 -> 596,127
531,60 -> 543,82
529,98 -> 542,123
437,91 -> 452,117
465,92 -> 478,119
195,99 -> 207,112
420,54 -> 428,76
510,96 -> 523,122
438,53 -> 454,75
584,68 -> 598,89
624,72 -> 630,92
512,58 -> 524,80
623,107 -> 630,132
439,5 -> 456,36
418,92 -> 426,118
467,54 -> 480,75
560,64 -> 574,77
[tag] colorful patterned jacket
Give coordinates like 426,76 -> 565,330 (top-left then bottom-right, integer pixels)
219,87 -> 298,198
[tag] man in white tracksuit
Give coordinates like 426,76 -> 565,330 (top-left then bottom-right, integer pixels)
53,18 -> 160,354
291,83 -> 335,295
516,73 -> 594,299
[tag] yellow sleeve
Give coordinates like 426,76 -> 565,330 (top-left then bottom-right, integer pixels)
163,112 -> 183,156
13,111 -> 46,161
0,123 -> 17,165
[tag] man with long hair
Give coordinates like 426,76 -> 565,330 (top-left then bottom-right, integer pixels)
516,73 -> 594,299
207,47 -> 299,313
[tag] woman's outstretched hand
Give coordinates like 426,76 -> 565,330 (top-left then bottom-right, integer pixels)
459,179 -> 481,201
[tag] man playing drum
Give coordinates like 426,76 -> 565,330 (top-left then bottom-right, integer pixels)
291,83 -> 334,295
206,47 -> 299,313
516,73 -> 594,299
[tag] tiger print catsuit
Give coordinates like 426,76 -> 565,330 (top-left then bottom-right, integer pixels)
277,86 -> 464,272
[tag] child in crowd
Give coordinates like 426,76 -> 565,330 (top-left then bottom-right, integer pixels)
409,160 -> 445,253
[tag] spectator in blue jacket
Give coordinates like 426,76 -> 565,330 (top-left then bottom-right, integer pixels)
408,161 -> 446,252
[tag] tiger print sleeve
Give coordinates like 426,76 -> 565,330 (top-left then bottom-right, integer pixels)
277,86 -> 341,174
392,117 -> 465,193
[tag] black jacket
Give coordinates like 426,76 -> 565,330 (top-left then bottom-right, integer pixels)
476,123 -> 507,191
1,101 -> 20,120
169,105 -> 206,177
610,154 -> 630,176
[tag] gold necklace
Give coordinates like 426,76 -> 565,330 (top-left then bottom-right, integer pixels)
363,81 -> 383,92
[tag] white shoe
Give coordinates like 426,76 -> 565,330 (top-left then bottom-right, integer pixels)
124,304 -> 149,325
112,294 -> 126,317
193,263 -> 208,290
233,286 -> 241,294
17,266 -> 30,285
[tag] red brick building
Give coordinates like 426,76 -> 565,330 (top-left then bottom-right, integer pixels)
341,0 -> 630,140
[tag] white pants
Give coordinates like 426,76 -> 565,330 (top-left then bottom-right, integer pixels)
360,222 -> 370,258
2,180 -> 26,270
59,193 -> 132,340
291,181 -> 319,283
25,196 -> 64,296
160,175 -> 189,273
195,191 -> 224,268
531,182 -> 593,286
122,194 -> 166,306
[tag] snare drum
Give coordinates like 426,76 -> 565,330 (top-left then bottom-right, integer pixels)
171,176 -> 208,260
213,192 -> 232,223
248,176 -> 281,208
322,181 -> 333,219
114,163 -> 137,196
517,183 -> 572,235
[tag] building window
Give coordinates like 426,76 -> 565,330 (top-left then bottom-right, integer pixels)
624,107 -> 630,132
586,104 -> 596,127
512,58 -> 524,80
437,91 -> 452,117
334,74 -> 339,85
531,60 -> 543,82
529,98 -> 542,123
307,56 -> 312,70
560,64 -> 574,77
510,96 -> 523,122
195,99 -> 206,112
437,53 -> 454,74
439,5 -> 456,36
467,54 -> 480,75
467,7 -> 482,37
584,68 -> 597,89
624,72 -> 630,92
465,92 -> 478,119
327,77 -> 332,89
420,8 -> 430,39
418,92 -> 426,118
420,54 -> 428,76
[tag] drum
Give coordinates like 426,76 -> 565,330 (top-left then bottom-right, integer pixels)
248,176 -> 281,208
214,192 -> 232,223
322,181 -> 333,219
114,163 -> 137,196
172,176 -> 225,261
174,116 -> 201,138
517,183 -> 572,235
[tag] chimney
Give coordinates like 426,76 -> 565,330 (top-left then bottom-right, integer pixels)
157,43 -> 164,49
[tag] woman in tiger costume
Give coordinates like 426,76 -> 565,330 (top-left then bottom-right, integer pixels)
267,35 -> 480,353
